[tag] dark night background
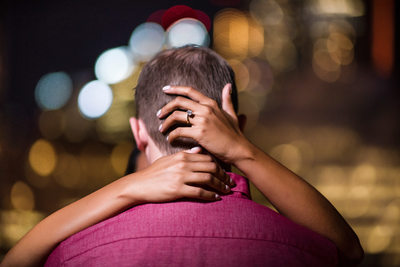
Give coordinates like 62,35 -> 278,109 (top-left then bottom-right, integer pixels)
1,0 -> 399,266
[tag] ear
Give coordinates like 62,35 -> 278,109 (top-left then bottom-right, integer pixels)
238,114 -> 247,132
129,117 -> 149,151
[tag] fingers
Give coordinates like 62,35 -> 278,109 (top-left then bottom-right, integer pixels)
159,110 -> 188,134
181,184 -> 221,201
167,127 -> 197,143
162,85 -> 215,106
174,151 -> 213,162
157,96 -> 204,120
222,83 -> 238,122
187,161 -> 232,186
186,172 -> 230,194
173,151 -> 234,191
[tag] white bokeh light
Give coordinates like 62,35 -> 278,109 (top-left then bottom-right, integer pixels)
35,72 -> 73,110
129,22 -> 165,61
78,80 -> 113,119
94,47 -> 135,84
166,18 -> 209,48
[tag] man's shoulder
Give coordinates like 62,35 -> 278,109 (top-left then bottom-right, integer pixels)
46,174 -> 338,266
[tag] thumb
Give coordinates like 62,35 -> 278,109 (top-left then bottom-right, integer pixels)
222,83 -> 237,121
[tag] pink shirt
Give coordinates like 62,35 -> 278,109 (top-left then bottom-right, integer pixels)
45,173 -> 338,266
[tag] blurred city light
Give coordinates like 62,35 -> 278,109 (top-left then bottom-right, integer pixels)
95,47 -> 136,85
34,72 -> 73,110
28,139 -> 57,176
96,102 -> 133,143
129,22 -> 165,61
10,181 -> 35,211
0,210 -> 44,247
166,18 -> 209,48
214,9 -> 264,59
249,0 -> 298,72
110,142 -> 134,176
78,80 -> 113,119
2,2 -> 399,265
310,0 -> 365,17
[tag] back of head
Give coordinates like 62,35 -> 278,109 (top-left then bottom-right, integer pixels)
135,46 -> 238,154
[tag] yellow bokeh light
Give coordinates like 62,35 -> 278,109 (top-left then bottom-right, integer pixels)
10,181 -> 35,210
248,18 -> 264,57
312,0 -> 365,17
350,164 -> 377,189
0,210 -> 44,247
96,102 -> 134,143
28,139 -> 57,176
343,185 -> 370,218
111,142 -> 134,176
250,0 -> 284,26
111,65 -> 142,102
327,32 -> 354,66
270,144 -> 302,172
214,9 -> 264,59
228,59 -> 249,92
366,225 -> 393,254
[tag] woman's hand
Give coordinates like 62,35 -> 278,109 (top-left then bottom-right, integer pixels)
126,147 -> 235,204
158,84 -> 250,164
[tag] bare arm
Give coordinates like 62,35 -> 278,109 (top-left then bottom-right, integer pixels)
1,148 -> 233,267
159,84 -> 364,264
233,141 -> 364,265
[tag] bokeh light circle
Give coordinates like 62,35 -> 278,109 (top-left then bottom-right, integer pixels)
35,72 -> 73,110
166,18 -> 209,48
95,47 -> 135,84
78,80 -> 113,119
11,181 -> 35,210
28,139 -> 57,176
129,22 -> 165,61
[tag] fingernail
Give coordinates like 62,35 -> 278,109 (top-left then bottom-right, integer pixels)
190,146 -> 200,152
156,109 -> 161,117
215,194 -> 221,200
225,184 -> 230,191
158,124 -> 163,131
162,85 -> 171,91
229,177 -> 236,186
166,135 -> 169,141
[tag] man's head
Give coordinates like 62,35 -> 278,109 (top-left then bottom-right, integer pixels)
131,46 -> 238,157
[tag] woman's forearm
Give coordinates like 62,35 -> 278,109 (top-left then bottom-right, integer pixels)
2,148 -> 231,267
2,174 -> 140,267
234,140 -> 364,263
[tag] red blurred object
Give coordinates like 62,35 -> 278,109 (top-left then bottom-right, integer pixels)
147,9 -> 166,25
372,0 -> 394,78
147,5 -> 211,32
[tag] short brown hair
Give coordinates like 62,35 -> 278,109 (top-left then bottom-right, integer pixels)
135,46 -> 238,154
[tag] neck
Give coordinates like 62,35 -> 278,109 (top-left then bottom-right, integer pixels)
144,138 -> 165,164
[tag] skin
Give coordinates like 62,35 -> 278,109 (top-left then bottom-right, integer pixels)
1,150 -> 232,266
2,83 -> 363,266
158,83 -> 364,265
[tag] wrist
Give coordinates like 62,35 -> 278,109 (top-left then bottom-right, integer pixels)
118,173 -> 145,206
232,137 -> 258,167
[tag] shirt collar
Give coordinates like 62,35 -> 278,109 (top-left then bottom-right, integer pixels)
227,172 -> 251,199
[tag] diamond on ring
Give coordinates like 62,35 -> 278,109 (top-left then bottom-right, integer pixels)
186,110 -> 194,125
